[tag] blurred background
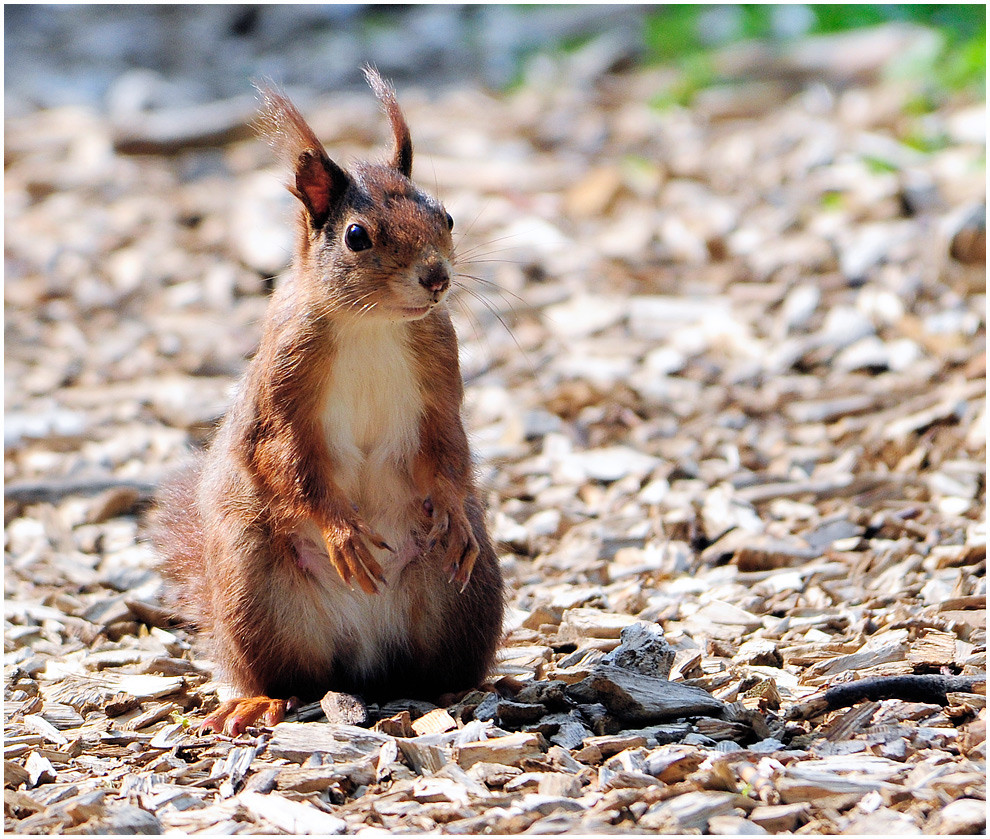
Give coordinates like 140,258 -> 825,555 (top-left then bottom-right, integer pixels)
4,3 -> 985,486
5,4 -> 985,113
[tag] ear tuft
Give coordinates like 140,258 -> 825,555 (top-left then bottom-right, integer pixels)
363,65 -> 413,179
254,83 -> 348,228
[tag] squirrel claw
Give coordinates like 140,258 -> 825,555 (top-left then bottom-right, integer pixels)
353,521 -> 393,554
448,551 -> 477,593
424,501 -> 479,592
442,517 -> 479,593
324,531 -> 385,595
446,561 -> 471,593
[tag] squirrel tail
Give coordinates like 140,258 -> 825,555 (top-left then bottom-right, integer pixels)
151,461 -> 211,632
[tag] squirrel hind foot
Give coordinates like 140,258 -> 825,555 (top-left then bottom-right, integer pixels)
200,696 -> 293,737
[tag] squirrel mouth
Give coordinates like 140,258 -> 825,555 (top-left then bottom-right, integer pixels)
399,305 -> 431,319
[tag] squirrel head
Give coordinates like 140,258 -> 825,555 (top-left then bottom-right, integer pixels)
256,67 -> 454,322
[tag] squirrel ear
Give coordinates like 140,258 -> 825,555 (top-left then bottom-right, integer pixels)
255,84 -> 349,228
363,65 -> 413,178
289,149 -> 348,229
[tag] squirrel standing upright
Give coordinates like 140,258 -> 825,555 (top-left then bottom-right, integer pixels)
152,68 -> 504,736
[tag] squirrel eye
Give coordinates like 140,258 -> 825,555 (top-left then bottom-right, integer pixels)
344,223 -> 373,252
445,212 -> 454,231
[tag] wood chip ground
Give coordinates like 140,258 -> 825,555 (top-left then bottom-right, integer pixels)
5,24 -> 985,836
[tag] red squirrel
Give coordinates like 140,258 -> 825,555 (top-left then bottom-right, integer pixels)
152,68 -> 504,736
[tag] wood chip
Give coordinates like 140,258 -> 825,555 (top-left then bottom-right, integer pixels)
455,733 -> 546,769
748,802 -> 811,832
410,708 -> 457,736
570,665 -> 727,723
236,790 -> 346,835
267,723 -> 390,764
319,691 -> 368,726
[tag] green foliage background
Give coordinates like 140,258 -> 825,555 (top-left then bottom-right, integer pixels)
643,3 -> 985,101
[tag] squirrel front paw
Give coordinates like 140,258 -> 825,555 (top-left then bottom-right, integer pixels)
323,515 -> 391,594
424,497 -> 479,592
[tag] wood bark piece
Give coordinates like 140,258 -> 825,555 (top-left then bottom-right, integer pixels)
495,700 -> 546,725
777,763 -> 895,802
148,722 -> 191,749
24,752 -> 56,787
569,665 -> 727,723
375,711 -> 415,738
411,775 -> 472,803
708,813 -> 769,835
267,722 -> 391,763
319,691 -> 367,726
928,797 -> 987,834
906,630 -> 960,666
126,702 -> 182,731
878,383 -> 983,440
600,621 -> 675,677
4,788 -> 44,816
821,700 -> 880,742
582,733 -> 649,757
85,486 -> 143,524
44,672 -> 186,708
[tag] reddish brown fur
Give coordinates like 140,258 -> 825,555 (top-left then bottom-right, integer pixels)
151,70 -> 503,727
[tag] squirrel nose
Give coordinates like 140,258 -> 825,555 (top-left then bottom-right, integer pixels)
418,264 -> 450,295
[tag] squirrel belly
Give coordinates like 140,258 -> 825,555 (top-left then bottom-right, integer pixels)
269,315 -> 438,686
318,316 -> 425,566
